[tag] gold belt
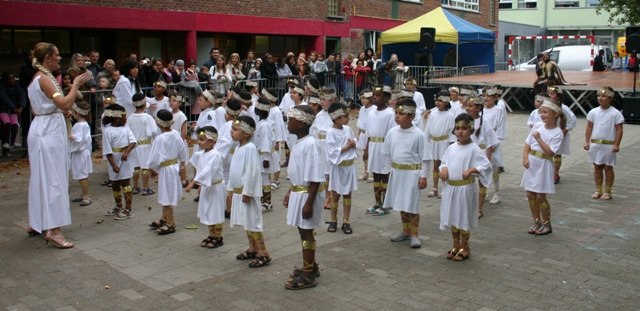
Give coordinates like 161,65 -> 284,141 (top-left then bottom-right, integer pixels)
112,147 -> 127,153
160,158 -> 178,167
230,148 -> 236,154
529,150 -> 552,160
591,139 -> 615,145
361,130 -> 366,134
317,134 -> 326,140
478,144 -> 486,150
447,177 -> 475,186
211,180 -> 223,186
233,187 -> 243,194
137,139 -> 152,145
258,147 -> 277,155
291,183 -> 325,193
370,137 -> 385,143
432,134 -> 449,142
338,160 -> 355,166
391,162 -> 422,170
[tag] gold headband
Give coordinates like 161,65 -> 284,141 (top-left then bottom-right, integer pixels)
233,119 -> 254,135
198,129 -> 218,141
307,81 -> 319,93
540,99 -> 561,113
287,108 -> 315,125
599,89 -> 615,98
455,121 -> 473,127
404,78 -> 417,85
104,109 -> 126,118
308,96 -> 321,104
154,80 -> 167,88
329,108 -> 348,120
202,90 -> 215,103
437,96 -> 451,102
245,81 -> 258,87
391,91 -> 401,100
449,87 -> 460,94
155,116 -> 174,128
293,86 -> 305,94
535,95 -> 546,102
396,105 -> 416,114
261,88 -> 277,102
548,86 -> 561,94
400,90 -> 415,98
361,92 -> 373,98
133,99 -> 146,108
485,87 -> 499,96
255,102 -> 271,112
319,92 -> 336,101
374,85 -> 392,93
73,104 -> 89,116
225,106 -> 241,116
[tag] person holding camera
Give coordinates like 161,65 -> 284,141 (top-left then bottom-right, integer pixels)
68,53 -> 96,94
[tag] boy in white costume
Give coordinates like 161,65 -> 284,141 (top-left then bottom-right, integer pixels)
169,95 -> 188,187
214,98 -> 242,218
69,101 -> 94,206
527,94 -> 546,127
283,105 -> 325,290
355,89 -> 374,182
482,86 -> 507,205
253,97 -> 280,211
262,88 -> 286,189
128,92 -> 158,196
403,77 -> 426,128
145,80 -> 170,118
384,99 -> 431,248
424,91 -> 455,198
311,88 -> 336,209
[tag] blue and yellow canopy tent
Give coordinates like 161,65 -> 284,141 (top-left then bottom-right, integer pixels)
379,7 -> 496,71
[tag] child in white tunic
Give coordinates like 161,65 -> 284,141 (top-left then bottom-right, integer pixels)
527,94 -> 546,127
521,99 -> 564,235
69,101 -> 93,206
102,104 -> 137,220
214,98 -> 242,217
262,88 -> 286,190
326,103 -> 358,234
186,126 -> 226,248
384,99 -> 431,248
439,113 -> 492,261
145,80 -> 170,118
463,96 -> 499,219
279,78 -> 299,167
311,88 -> 336,209
229,116 -> 271,268
190,90 -> 217,153
482,86 -> 507,205
403,77 -> 427,128
364,85 -> 396,216
356,89 -> 374,182
128,92 -> 158,196
169,95 -> 188,187
584,87 -> 624,201
147,110 -> 188,235
254,97 -> 280,211
547,86 -> 577,184
424,92 -> 455,198
283,105 -> 325,290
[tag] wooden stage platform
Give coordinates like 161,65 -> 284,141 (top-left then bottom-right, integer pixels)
432,71 -> 637,116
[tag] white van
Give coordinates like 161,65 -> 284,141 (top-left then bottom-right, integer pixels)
515,45 -> 613,71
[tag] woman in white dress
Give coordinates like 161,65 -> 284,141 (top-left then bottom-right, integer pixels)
27,42 -> 92,248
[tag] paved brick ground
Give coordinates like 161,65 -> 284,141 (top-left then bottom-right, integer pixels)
1,113 -> 639,310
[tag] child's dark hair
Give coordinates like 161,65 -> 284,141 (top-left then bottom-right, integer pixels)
235,115 -> 256,131
196,125 -> 218,137
255,98 -> 271,121
102,103 -> 125,126
157,109 -> 173,123
226,98 -> 241,112
397,98 -> 417,115
75,101 -> 92,121
454,113 -> 475,135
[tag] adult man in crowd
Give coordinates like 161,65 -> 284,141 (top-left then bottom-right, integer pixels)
119,51 -> 137,75
203,47 -> 220,69
241,49 -> 255,77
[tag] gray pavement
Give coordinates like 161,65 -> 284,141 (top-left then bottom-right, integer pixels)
1,112 -> 640,310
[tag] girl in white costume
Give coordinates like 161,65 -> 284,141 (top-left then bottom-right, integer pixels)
169,95 -> 188,187
262,88 -> 286,190
547,86 -> 576,184
69,101 -> 94,206
463,95 -> 499,219
128,92 -> 158,196
186,126 -> 226,248
521,99 -> 565,235
190,90 -> 217,153
527,94 -> 546,127
482,86 -> 507,205
439,113 -> 492,261
424,91 -> 455,198
584,87 -> 624,201
356,89 -> 374,182
384,99 -> 431,248
229,116 -> 271,268
310,88 -> 336,209
283,105 -> 325,290
214,98 -> 242,217
326,103 -> 358,234
254,97 -> 280,211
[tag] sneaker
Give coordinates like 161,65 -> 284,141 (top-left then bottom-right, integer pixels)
194,196 -> 200,202
409,236 -> 422,248
2,143 -> 9,149
105,207 -> 122,216
554,175 -> 560,184
114,210 -> 135,220
390,232 -> 410,242
141,188 -> 156,196
262,202 -> 273,212
489,194 -> 501,205
270,181 -> 280,190
12,142 -> 21,148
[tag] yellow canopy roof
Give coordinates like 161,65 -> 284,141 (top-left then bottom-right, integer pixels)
379,7 -> 459,45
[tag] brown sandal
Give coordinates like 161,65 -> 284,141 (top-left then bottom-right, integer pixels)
285,274 -> 317,290
236,250 -> 257,260
248,254 -> 271,268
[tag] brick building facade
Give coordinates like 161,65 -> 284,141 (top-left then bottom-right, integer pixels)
0,0 -> 497,73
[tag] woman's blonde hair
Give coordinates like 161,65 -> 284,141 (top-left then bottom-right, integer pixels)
103,59 -> 115,71
68,53 -> 84,72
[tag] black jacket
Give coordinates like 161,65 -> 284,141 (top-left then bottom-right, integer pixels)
0,83 -> 27,112
260,62 -> 278,81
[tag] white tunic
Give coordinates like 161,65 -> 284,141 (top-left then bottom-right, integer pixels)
127,113 -> 157,169
520,122 -> 564,193
214,106 -> 227,130
527,109 -> 541,127
356,105 -> 375,150
366,107 -> 396,174
483,104 -> 507,168
424,110 -> 455,160
279,91 -> 295,115
326,126 -> 358,194
69,121 -> 93,180
171,110 -> 187,135
148,130 -> 188,206
228,142 -> 264,232
286,135 -> 326,229
112,75 -> 138,116
310,110 -> 333,175
190,149 -> 226,225
269,106 -> 286,143
413,91 -> 426,128
449,101 -> 465,117
587,106 -> 624,166
557,104 -> 577,155
383,126 -> 431,214
27,75 -> 71,233
471,116 -> 501,169
214,120 -> 238,181
255,119 -> 280,174
246,106 -> 259,125
102,125 -> 136,180
439,143 -> 492,231
145,96 -> 170,118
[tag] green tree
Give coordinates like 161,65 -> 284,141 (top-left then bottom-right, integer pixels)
596,0 -> 640,25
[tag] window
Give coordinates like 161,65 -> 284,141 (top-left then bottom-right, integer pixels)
14,29 -> 41,55
254,35 -> 299,56
490,0 -> 496,25
499,0 -> 512,9
0,29 -> 11,54
585,0 -> 600,7
518,0 -> 536,9
555,0 -> 579,7
441,0 -> 480,12
42,30 -> 71,54
328,0 -> 343,18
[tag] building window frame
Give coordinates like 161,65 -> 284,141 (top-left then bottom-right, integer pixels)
554,0 -> 579,8
517,0 -> 537,9
499,0 -> 512,9
441,0 -> 480,13
328,0 -> 345,20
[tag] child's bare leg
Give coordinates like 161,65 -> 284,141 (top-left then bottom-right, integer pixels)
603,165 -> 614,199
285,228 -> 317,289
535,193 -> 552,235
593,164 -> 604,198
142,169 -> 150,190
79,179 -> 90,199
132,167 -> 140,189
446,226 -> 460,259
478,183 -> 487,219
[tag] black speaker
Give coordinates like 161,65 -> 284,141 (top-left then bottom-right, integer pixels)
622,96 -> 640,123
419,27 -> 436,50
417,86 -> 441,109
626,26 -> 640,54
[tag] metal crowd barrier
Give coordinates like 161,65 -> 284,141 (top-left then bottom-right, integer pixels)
495,62 -> 509,71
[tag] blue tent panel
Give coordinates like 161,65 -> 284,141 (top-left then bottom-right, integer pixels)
382,43 -> 495,72
442,9 -> 495,43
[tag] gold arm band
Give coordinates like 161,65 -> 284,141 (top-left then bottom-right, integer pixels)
478,144 -> 486,150
529,150 -> 552,160
369,137 -> 385,143
447,177 -> 476,186
330,202 -> 338,208
479,187 -> 487,194
137,139 -> 152,145
112,147 -> 127,153
553,157 -> 562,163
233,187 -> 244,194
142,169 -> 150,175
301,240 -> 316,250
591,139 -> 615,145
317,134 -> 326,140
392,162 -> 422,170
432,171 -> 440,178
361,130 -> 366,134
51,92 -> 62,100
160,158 -> 179,167
338,160 -> 355,166
431,134 -> 449,141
